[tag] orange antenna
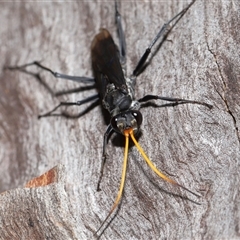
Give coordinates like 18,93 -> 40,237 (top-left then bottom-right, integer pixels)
95,129 -> 131,235
95,128 -> 200,235
129,129 -> 200,198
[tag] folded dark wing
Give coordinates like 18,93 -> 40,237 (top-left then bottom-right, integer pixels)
91,28 -> 127,95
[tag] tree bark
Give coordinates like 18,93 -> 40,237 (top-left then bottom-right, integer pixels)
0,1 -> 239,239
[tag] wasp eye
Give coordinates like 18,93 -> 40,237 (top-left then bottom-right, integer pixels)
131,110 -> 142,126
110,116 -> 121,134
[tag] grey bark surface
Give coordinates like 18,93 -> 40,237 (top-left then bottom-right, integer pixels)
0,1 -> 239,239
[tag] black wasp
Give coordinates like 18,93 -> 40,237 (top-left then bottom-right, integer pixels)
6,0 -> 212,235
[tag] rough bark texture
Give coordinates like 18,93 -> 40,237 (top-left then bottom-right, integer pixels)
0,1 -> 239,239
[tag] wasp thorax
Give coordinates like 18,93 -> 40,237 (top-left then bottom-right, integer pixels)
110,110 -> 143,135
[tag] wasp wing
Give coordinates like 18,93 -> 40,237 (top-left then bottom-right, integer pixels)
91,28 -> 127,98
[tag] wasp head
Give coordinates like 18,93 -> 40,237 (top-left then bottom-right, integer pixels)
110,110 -> 142,135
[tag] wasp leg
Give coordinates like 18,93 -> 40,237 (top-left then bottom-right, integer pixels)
138,94 -> 212,109
55,85 -> 95,96
6,61 -> 95,83
97,125 -> 114,191
38,94 -> 99,118
132,0 -> 196,77
115,0 -> 126,69
5,61 -> 96,97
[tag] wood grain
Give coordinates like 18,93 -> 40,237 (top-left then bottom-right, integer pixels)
0,1 -> 239,239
